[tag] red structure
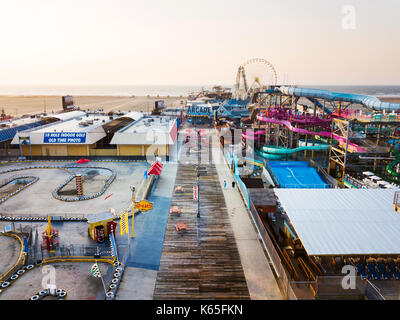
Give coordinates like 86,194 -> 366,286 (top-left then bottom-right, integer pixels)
0,108 -> 13,121
148,160 -> 163,176
76,159 -> 90,164
41,229 -> 59,251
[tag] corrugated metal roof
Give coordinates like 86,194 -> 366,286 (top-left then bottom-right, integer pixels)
274,189 -> 400,255
0,120 -> 47,143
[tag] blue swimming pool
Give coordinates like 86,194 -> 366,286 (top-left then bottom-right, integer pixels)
268,161 -> 330,188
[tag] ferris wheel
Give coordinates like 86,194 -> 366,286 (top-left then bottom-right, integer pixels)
234,58 -> 278,100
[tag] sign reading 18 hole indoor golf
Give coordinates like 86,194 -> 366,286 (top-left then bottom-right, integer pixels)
44,132 -> 87,143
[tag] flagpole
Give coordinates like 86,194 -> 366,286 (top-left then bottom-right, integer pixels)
130,186 -> 135,238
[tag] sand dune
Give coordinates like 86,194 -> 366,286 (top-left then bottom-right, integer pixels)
0,95 -> 186,117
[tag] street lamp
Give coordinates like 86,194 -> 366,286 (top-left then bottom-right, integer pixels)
130,186 -> 135,238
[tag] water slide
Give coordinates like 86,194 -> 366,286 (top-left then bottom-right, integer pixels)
386,149 -> 400,178
242,130 -> 265,141
276,86 -> 400,112
256,114 -> 366,152
255,141 -> 330,160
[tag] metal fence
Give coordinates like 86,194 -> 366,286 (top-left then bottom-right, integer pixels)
365,280 -> 386,300
248,201 -> 297,300
27,242 -> 113,265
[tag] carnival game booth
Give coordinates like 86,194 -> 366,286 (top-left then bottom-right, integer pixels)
87,211 -> 117,243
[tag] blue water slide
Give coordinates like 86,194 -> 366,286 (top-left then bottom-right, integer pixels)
306,96 -> 332,115
276,86 -> 400,112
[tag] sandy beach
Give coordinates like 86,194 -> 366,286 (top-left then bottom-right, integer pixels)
0,95 -> 398,118
0,95 -> 186,117
379,97 -> 400,104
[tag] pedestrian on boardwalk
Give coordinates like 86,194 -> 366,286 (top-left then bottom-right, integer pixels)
223,180 -> 227,189
232,180 -> 236,188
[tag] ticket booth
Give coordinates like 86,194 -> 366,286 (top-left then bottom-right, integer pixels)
87,211 -> 117,243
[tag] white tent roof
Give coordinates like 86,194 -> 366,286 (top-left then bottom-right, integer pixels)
274,189 -> 400,256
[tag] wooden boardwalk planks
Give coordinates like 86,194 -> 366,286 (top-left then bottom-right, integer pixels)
153,135 -> 250,300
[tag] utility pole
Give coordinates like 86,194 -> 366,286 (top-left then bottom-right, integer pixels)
130,186 -> 136,238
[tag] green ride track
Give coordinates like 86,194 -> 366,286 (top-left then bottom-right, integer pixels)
386,149 -> 400,180
255,142 -> 330,160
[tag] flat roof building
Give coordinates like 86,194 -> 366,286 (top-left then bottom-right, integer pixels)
10,112 -> 177,159
10,111 -> 143,157
274,189 -> 400,256
110,116 -> 178,159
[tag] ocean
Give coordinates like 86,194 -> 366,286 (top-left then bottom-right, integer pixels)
0,85 -> 399,97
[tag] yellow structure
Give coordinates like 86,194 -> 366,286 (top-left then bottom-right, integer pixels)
76,174 -> 83,196
87,212 -> 116,242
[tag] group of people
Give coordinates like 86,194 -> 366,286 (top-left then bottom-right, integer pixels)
223,180 -> 236,189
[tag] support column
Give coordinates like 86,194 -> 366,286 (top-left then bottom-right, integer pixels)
76,174 -> 83,196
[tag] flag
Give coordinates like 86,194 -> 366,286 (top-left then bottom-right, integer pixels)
46,216 -> 52,238
110,233 -> 118,259
90,262 -> 101,278
120,212 -> 129,235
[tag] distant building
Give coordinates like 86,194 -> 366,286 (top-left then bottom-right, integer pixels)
10,112 -> 178,160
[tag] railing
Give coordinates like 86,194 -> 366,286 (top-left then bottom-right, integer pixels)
0,232 -> 27,284
262,160 -> 280,187
309,159 -> 339,188
248,201 -> 296,300
365,280 -> 386,300
225,150 -> 251,209
343,174 -> 366,189
338,110 -> 400,122
315,276 -> 373,300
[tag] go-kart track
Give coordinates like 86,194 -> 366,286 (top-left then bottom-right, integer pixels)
0,161 -> 147,217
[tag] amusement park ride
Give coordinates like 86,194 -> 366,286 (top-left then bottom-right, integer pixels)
234,58 -> 278,100
215,57 -> 400,189
41,216 -> 59,252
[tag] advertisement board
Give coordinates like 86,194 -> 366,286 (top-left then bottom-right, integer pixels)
43,132 -> 87,143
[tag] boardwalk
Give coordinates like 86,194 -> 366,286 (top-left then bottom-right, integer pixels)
153,128 -> 250,299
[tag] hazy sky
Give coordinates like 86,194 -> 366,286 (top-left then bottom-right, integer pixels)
0,0 -> 399,86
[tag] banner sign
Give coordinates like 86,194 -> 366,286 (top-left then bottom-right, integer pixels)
187,105 -> 211,117
43,132 -> 87,143
135,200 -> 153,212
193,185 -> 198,201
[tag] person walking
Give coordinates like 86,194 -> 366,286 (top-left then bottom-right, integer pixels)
223,180 -> 227,189
232,180 -> 236,188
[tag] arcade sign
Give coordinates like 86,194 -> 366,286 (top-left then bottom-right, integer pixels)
187,105 -> 211,117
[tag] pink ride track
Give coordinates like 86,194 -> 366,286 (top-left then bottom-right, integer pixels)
242,130 -> 265,141
253,114 -> 366,153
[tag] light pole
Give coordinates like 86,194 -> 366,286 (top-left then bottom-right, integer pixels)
130,186 -> 136,238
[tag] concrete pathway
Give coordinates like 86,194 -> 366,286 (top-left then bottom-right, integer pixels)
212,138 -> 282,300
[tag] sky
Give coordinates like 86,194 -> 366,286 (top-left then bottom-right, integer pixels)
0,0 -> 399,86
